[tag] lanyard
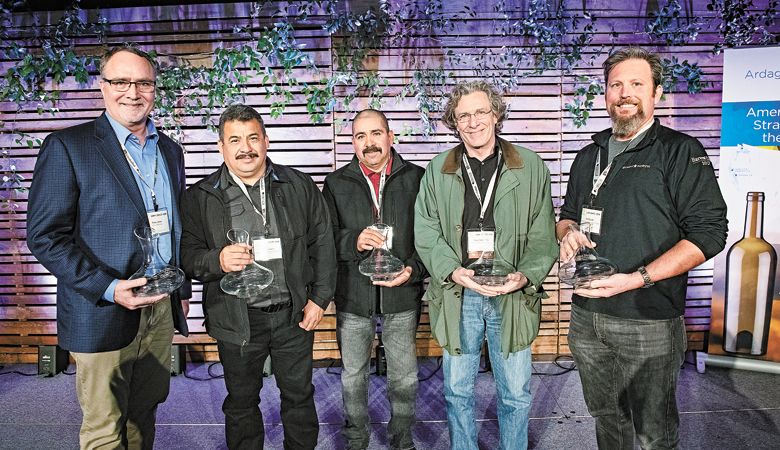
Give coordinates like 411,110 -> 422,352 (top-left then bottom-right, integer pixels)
590,121 -> 653,198
362,165 -> 387,221
228,170 -> 269,233
121,143 -> 160,211
462,147 -> 502,226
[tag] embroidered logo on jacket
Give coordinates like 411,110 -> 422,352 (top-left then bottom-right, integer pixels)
622,164 -> 651,169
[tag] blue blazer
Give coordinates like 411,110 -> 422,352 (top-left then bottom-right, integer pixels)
26,113 -> 190,353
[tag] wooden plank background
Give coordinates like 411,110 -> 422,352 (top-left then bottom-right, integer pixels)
2,0 -> 776,363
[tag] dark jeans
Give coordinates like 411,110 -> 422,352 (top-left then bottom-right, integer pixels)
568,305 -> 687,450
217,307 -> 318,450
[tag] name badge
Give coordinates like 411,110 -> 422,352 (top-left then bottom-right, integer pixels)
253,237 -> 283,261
581,207 -> 603,235
147,209 -> 170,235
467,229 -> 495,259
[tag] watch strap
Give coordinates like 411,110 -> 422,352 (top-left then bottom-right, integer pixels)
638,265 -> 654,288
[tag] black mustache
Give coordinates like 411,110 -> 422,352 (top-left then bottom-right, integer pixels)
363,145 -> 382,154
236,152 -> 260,160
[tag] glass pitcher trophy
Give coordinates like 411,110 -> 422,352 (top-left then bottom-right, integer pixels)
467,251 -> 515,286
359,223 -> 404,282
558,223 -> 618,288
130,226 -> 185,296
220,228 -> 274,298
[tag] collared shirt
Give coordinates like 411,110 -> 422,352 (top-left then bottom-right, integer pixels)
103,112 -> 175,302
461,141 -> 503,265
359,158 -> 393,203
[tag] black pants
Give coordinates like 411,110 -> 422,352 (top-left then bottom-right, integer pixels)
217,306 -> 318,450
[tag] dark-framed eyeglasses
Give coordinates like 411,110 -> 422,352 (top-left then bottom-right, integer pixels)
102,78 -> 156,93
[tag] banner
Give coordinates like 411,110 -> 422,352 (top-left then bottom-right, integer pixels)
709,46 -> 780,362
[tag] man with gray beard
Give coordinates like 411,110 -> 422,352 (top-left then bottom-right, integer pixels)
556,47 -> 727,449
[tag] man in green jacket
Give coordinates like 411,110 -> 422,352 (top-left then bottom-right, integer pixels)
414,81 -> 557,450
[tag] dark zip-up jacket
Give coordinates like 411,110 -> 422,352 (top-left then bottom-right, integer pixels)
322,150 -> 427,317
180,162 -> 336,346
560,119 -> 728,319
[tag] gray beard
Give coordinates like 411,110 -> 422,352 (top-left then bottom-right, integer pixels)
610,107 -> 646,138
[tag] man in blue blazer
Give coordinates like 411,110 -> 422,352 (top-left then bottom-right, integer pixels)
26,45 -> 190,450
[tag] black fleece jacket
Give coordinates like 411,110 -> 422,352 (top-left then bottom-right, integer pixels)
560,119 -> 728,319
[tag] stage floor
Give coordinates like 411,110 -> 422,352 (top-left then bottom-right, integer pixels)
1,357 -> 778,449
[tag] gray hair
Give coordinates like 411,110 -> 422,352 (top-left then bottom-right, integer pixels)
603,47 -> 663,90
218,104 -> 267,141
441,81 -> 507,135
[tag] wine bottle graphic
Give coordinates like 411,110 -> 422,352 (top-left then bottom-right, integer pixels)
723,192 -> 777,355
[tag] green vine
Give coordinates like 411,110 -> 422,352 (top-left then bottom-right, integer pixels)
3,0 -> 778,151
0,0 -> 105,112
566,76 -> 604,128
662,57 -> 707,94
708,0 -> 780,53
646,0 -> 704,45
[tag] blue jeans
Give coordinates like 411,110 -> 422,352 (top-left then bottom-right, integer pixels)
568,305 -> 687,450
443,289 -> 532,450
337,310 -> 419,450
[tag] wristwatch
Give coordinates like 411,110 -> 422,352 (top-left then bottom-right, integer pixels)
638,266 -> 654,289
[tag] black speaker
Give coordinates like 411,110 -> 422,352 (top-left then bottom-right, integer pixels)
38,345 -> 68,377
170,344 -> 186,376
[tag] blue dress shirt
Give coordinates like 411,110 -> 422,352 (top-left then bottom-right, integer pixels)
103,113 -> 174,302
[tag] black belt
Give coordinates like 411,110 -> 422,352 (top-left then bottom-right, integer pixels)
255,300 -> 292,313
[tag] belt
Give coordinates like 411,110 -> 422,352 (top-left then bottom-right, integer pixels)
255,300 -> 292,313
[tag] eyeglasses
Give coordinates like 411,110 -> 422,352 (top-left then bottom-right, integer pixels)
102,78 -> 156,93
455,109 -> 493,124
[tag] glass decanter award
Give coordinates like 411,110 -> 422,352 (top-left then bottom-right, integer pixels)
130,226 -> 185,297
558,223 -> 618,288
220,228 -> 274,298
467,251 -> 514,286
359,223 -> 404,282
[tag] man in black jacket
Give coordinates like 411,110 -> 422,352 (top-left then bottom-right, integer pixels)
557,47 -> 727,449
323,109 -> 426,450
180,104 -> 336,449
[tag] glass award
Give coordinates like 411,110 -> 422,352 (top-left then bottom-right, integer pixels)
558,223 -> 618,288
467,251 -> 514,286
219,228 -> 274,298
130,226 -> 185,297
359,223 -> 404,282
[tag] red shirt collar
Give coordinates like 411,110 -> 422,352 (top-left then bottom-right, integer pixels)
359,157 -> 393,178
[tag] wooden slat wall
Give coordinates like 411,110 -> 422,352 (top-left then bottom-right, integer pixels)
2,1 -> 775,363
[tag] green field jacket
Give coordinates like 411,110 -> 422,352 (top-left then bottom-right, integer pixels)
414,137 -> 558,357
